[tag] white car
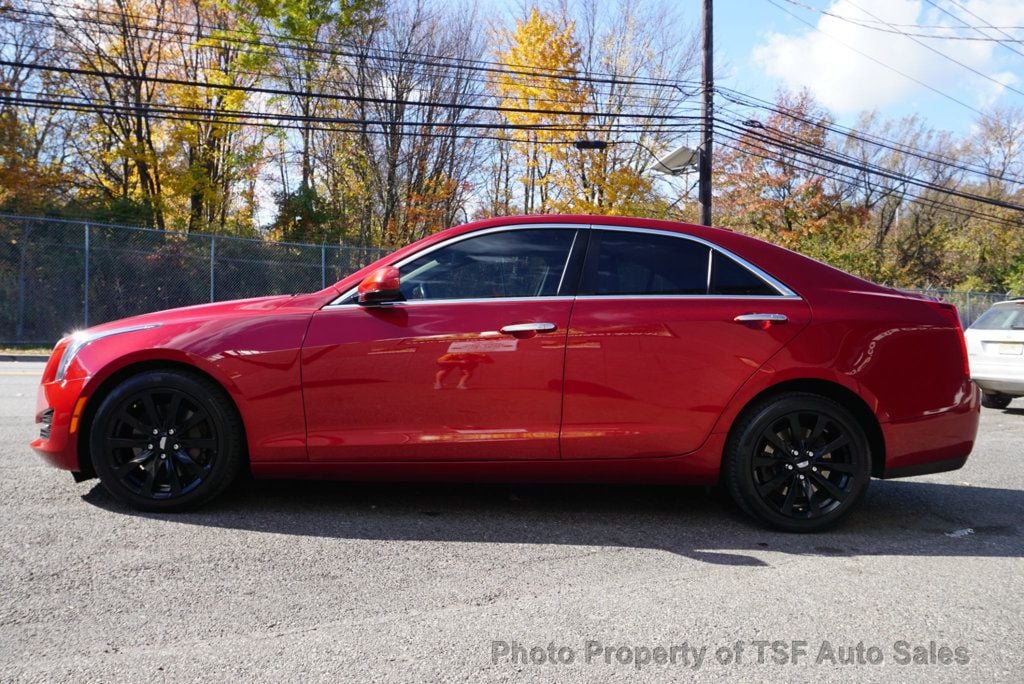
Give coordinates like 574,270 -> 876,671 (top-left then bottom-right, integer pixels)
966,300 -> 1024,409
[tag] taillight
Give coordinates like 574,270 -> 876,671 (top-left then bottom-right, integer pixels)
932,302 -> 970,378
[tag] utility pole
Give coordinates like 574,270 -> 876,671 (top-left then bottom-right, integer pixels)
699,0 -> 714,227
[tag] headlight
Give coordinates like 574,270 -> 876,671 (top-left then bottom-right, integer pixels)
55,324 -> 162,381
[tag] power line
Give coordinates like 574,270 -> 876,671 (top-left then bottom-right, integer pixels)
13,95 -> 693,145
842,0 -> 1024,98
3,8 -> 699,113
4,89 -> 701,137
12,1 -> 702,95
762,0 -> 991,120
939,0 -> 1024,58
716,87 -> 1024,186
715,116 -> 1022,212
0,56 -> 705,125
714,117 -> 1024,216
713,129 -> 1023,228
778,0 -> 1024,42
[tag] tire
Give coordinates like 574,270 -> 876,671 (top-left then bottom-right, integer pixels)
89,369 -> 244,512
981,393 -> 1012,410
724,392 -> 872,532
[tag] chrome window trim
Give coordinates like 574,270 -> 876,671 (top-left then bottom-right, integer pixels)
584,225 -> 800,299
573,292 -> 794,301
325,222 -> 801,307
327,223 -> 584,307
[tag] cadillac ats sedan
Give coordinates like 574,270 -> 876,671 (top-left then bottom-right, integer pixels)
31,215 -> 980,531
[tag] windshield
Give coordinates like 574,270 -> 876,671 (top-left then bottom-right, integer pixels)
970,303 -> 1024,330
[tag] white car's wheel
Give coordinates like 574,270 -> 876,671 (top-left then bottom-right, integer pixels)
981,393 -> 1012,410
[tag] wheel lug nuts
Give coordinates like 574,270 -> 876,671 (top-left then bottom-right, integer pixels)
160,454 -> 166,460
168,429 -> 175,435
152,428 -> 159,434
172,444 -> 179,450
147,443 -> 153,449
786,464 -> 793,470
812,467 -> 818,472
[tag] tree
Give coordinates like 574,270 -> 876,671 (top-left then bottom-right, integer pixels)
0,2 -> 70,213
490,7 -> 590,213
715,91 -> 870,274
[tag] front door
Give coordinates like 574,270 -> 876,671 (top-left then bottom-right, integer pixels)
302,227 -> 579,461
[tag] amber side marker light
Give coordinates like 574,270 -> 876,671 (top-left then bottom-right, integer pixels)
69,397 -> 88,434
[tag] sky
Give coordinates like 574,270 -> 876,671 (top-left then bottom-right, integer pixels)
714,0 -> 1024,134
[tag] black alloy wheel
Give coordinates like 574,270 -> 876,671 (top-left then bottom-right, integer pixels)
724,393 -> 871,532
90,369 -> 243,511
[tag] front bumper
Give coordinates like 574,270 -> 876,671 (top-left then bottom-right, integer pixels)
30,374 -> 89,472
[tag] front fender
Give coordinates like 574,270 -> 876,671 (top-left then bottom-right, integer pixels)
53,309 -> 314,469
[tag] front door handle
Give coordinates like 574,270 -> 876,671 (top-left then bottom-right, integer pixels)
734,313 -> 788,323
499,322 -> 558,337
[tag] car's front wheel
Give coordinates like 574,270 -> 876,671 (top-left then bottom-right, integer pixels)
89,369 -> 244,511
724,393 -> 872,532
981,392 -> 1012,410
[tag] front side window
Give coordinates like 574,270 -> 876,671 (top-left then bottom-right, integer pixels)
398,229 -> 576,301
580,230 -> 711,296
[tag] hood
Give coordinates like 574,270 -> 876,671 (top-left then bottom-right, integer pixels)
82,295 -> 299,336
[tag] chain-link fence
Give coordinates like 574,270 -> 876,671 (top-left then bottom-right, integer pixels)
0,214 -> 387,345
1,213 -> 1014,345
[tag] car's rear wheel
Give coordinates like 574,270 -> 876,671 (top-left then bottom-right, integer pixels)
981,392 -> 1012,410
90,369 -> 243,511
724,392 -> 872,532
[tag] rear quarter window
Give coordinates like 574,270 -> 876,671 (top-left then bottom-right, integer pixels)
710,252 -> 778,296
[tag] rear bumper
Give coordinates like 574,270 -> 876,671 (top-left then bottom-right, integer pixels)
969,357 -> 1024,395
881,455 -> 968,479
880,380 -> 979,478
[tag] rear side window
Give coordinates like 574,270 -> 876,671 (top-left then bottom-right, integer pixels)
970,304 -> 1024,330
581,230 -> 710,296
709,251 -> 778,296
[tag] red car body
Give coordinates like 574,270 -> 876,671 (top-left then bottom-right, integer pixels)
32,215 -> 979,489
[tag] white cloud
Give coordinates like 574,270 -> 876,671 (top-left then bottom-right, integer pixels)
752,0 -> 1024,113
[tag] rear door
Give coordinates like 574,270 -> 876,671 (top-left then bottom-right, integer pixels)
561,227 -> 810,460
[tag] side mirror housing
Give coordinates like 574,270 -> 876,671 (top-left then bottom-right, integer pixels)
357,266 -> 403,305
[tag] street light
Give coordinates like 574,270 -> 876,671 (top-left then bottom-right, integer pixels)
650,145 -> 699,176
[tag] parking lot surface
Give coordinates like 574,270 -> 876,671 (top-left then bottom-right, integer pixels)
1,361 -> 1022,682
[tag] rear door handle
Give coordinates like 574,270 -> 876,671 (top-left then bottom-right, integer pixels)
499,322 -> 558,336
734,313 -> 788,323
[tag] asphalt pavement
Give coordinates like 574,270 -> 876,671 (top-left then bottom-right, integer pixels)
1,361 -> 1022,682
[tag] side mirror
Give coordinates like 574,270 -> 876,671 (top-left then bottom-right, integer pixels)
357,266 -> 404,305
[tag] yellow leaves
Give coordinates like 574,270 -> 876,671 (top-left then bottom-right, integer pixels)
491,8 -> 589,146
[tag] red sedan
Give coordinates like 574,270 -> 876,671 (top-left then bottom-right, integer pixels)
31,215 -> 979,531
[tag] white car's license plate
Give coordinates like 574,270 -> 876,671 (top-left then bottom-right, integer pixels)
998,343 -> 1024,355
